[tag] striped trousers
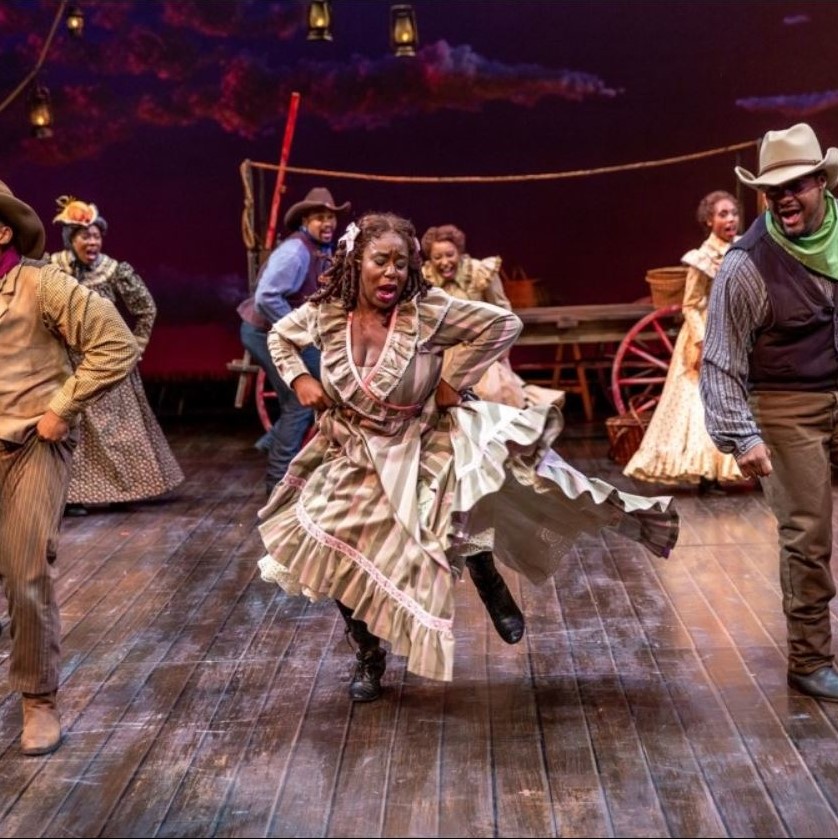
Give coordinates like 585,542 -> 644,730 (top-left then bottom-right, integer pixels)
0,433 -> 74,694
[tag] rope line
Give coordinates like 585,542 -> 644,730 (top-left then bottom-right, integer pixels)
240,160 -> 257,250
245,139 -> 756,184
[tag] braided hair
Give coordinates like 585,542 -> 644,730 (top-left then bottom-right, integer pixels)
310,212 -> 431,310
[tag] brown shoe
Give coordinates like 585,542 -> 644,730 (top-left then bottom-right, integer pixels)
21,692 -> 62,756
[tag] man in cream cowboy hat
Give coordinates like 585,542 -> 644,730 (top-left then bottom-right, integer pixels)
239,186 -> 351,495
0,180 -> 137,753
701,123 -> 838,701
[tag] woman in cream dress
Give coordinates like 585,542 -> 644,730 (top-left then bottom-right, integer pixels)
257,213 -> 679,702
624,191 -> 744,488
421,224 -> 564,409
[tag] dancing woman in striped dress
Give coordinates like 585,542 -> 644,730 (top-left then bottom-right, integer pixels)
257,212 -> 679,701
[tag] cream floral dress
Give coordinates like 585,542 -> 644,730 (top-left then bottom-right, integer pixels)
422,255 -> 564,409
257,289 -> 679,682
623,233 -> 743,485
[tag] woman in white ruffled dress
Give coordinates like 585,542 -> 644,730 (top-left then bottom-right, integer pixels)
257,212 -> 679,702
624,191 -> 745,489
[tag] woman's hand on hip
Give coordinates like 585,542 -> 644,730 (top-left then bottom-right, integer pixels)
292,374 -> 334,410
434,379 -> 462,409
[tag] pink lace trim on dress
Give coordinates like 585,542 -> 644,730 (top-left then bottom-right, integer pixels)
294,496 -> 453,633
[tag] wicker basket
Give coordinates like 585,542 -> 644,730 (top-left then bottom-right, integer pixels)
501,265 -> 543,308
605,405 -> 652,465
645,266 -> 687,308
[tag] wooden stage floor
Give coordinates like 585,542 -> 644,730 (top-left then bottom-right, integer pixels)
1,416 -> 838,838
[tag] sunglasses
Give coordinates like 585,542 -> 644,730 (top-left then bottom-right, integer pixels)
764,175 -> 821,202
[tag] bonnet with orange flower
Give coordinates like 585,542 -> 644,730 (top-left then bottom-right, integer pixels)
53,195 -> 103,226
53,195 -> 108,248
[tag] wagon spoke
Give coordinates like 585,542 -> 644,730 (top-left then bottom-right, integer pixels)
610,305 -> 682,414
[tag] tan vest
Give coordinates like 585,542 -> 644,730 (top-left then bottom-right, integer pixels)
0,262 -> 75,443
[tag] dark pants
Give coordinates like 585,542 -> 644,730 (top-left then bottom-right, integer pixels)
750,390 -> 838,674
240,321 -> 321,492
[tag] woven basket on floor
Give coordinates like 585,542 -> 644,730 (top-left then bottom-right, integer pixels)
605,402 -> 652,465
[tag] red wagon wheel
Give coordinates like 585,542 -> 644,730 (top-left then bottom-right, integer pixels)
255,367 -> 278,432
610,304 -> 683,415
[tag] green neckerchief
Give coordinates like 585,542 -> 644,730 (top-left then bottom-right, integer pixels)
765,191 -> 838,281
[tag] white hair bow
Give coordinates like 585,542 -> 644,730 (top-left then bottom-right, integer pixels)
339,222 -> 359,254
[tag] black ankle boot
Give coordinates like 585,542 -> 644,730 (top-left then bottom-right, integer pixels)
349,647 -> 387,702
466,552 -> 525,644
336,600 -> 387,702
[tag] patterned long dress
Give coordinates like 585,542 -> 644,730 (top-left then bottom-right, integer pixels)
257,289 -> 678,682
623,233 -> 743,485
50,250 -> 184,504
422,255 -> 565,408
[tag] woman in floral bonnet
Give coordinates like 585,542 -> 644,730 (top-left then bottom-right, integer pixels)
50,196 -> 183,512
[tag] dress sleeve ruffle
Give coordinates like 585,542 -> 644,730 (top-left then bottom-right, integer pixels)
466,255 -> 502,293
681,236 -> 728,280
416,288 -> 454,346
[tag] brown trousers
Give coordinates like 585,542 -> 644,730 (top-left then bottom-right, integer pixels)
0,433 -> 74,693
750,390 -> 838,674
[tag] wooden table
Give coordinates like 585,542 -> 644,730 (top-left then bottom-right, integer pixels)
511,303 -> 657,420
513,303 -> 656,346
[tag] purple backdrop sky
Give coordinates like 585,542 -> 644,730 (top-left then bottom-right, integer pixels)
5,0 -> 838,367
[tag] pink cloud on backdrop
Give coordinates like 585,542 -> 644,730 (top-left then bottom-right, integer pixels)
3,0 -> 618,161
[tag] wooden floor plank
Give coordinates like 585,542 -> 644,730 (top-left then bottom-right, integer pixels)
487,574 -> 556,839
211,598 -> 334,839
380,674 -> 444,838
594,541 -> 728,838
264,615 -> 353,838
438,577 -> 494,839
526,576 -> 612,838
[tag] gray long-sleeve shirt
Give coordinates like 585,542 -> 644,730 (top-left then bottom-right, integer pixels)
700,248 -> 834,457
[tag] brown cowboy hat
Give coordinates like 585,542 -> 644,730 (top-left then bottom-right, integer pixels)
0,180 -> 45,258
735,123 -> 838,190
284,187 -> 351,231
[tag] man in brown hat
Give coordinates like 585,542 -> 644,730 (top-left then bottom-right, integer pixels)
701,123 -> 838,701
0,180 -> 138,754
240,186 -> 351,495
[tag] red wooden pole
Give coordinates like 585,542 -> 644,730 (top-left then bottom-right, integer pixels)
265,91 -> 301,251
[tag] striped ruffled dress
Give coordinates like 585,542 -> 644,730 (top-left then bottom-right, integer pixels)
258,289 -> 678,682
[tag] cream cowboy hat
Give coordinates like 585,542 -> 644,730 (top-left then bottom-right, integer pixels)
0,180 -> 45,258
284,187 -> 351,231
735,123 -> 838,190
